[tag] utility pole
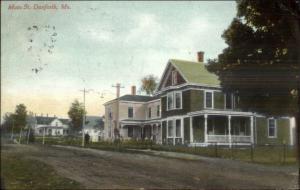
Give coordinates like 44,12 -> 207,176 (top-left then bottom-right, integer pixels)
19,127 -> 23,144
42,127 -> 45,145
11,119 -> 14,140
80,88 -> 93,147
111,83 -> 124,140
111,83 -> 124,98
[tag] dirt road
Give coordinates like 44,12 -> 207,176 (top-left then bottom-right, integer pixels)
2,143 -> 298,189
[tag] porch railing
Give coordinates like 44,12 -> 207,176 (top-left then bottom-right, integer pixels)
207,135 -> 251,143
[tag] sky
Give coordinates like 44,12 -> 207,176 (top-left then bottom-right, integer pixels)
1,1 -> 237,120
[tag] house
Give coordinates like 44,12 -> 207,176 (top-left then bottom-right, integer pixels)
34,115 -> 69,136
83,116 -> 104,142
104,52 -> 296,146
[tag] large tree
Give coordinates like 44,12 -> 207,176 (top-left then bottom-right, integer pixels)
68,100 -> 86,133
206,0 -> 300,174
140,75 -> 158,95
207,0 -> 300,116
14,104 -> 27,130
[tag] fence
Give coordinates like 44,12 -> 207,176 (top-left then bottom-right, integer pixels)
5,134 -> 297,165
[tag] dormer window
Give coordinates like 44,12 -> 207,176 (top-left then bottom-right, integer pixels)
172,70 -> 178,85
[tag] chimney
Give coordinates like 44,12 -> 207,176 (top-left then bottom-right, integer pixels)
197,51 -> 204,62
131,86 -> 136,95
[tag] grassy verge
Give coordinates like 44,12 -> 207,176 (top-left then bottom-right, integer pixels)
1,152 -> 83,189
32,136 -> 298,165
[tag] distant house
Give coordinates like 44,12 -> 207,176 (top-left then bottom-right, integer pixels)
83,116 -> 104,142
34,116 -> 69,136
103,52 -> 296,147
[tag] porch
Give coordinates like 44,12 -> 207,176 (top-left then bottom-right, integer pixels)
120,122 -> 162,143
190,114 -> 254,146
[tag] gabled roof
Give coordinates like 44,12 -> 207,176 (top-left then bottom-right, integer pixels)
119,95 -> 159,102
156,59 -> 220,92
35,116 -> 69,125
169,59 -> 220,86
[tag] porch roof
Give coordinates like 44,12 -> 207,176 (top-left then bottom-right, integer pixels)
120,119 -> 161,126
188,110 -> 255,117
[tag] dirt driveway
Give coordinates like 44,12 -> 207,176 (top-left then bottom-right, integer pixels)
2,143 -> 298,189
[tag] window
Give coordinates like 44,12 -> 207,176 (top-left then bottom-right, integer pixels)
175,119 -> 181,137
128,127 -> 133,137
225,93 -> 233,109
128,107 -> 133,118
167,120 -> 174,137
175,92 -> 182,109
172,70 -> 177,85
167,91 -> 182,110
148,107 -> 152,118
167,119 -> 181,138
157,105 -> 160,117
205,91 -> 213,109
167,93 -> 173,110
268,118 -> 277,138
108,108 -> 112,119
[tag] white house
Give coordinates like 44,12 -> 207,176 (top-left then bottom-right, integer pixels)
83,116 -> 104,142
34,116 -> 69,136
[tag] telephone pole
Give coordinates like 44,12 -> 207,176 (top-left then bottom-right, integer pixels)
111,83 -> 124,140
80,88 -> 93,147
112,83 -> 124,98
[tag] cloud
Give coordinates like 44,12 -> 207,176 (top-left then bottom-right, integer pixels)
78,24 -> 114,42
125,14 -> 163,47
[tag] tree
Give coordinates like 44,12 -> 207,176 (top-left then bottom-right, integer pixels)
140,75 -> 158,95
68,100 -> 86,133
206,0 -> 300,116
14,104 -> 27,132
1,113 -> 15,134
206,0 -> 300,172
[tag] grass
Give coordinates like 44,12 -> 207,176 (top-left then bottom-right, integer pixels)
31,136 -> 298,165
1,151 -> 83,190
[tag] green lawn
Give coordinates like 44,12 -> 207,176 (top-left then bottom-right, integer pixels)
1,152 -> 83,190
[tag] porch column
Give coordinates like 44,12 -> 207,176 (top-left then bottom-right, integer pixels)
204,114 -> 208,143
250,116 -> 254,144
160,122 -> 163,144
141,125 -> 144,139
189,117 -> 193,143
181,118 -> 184,144
151,125 -> 154,140
228,115 -> 232,148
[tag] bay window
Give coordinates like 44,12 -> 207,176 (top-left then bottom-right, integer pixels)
167,118 -> 182,145
167,91 -> 182,110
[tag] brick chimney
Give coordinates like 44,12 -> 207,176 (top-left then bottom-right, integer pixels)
131,86 -> 136,95
197,51 -> 204,62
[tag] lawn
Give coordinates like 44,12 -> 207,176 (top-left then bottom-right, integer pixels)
1,150 -> 83,190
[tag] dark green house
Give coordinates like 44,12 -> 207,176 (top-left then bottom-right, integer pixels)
104,53 -> 296,146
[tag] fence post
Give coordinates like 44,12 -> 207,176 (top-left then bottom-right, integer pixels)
283,142 -> 286,165
215,142 -> 218,157
230,142 -> 234,160
250,143 -> 254,162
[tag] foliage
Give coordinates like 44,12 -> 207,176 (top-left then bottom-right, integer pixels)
1,113 -> 15,131
140,74 -> 158,95
14,104 -> 28,127
206,0 -> 300,116
67,100 -> 86,133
